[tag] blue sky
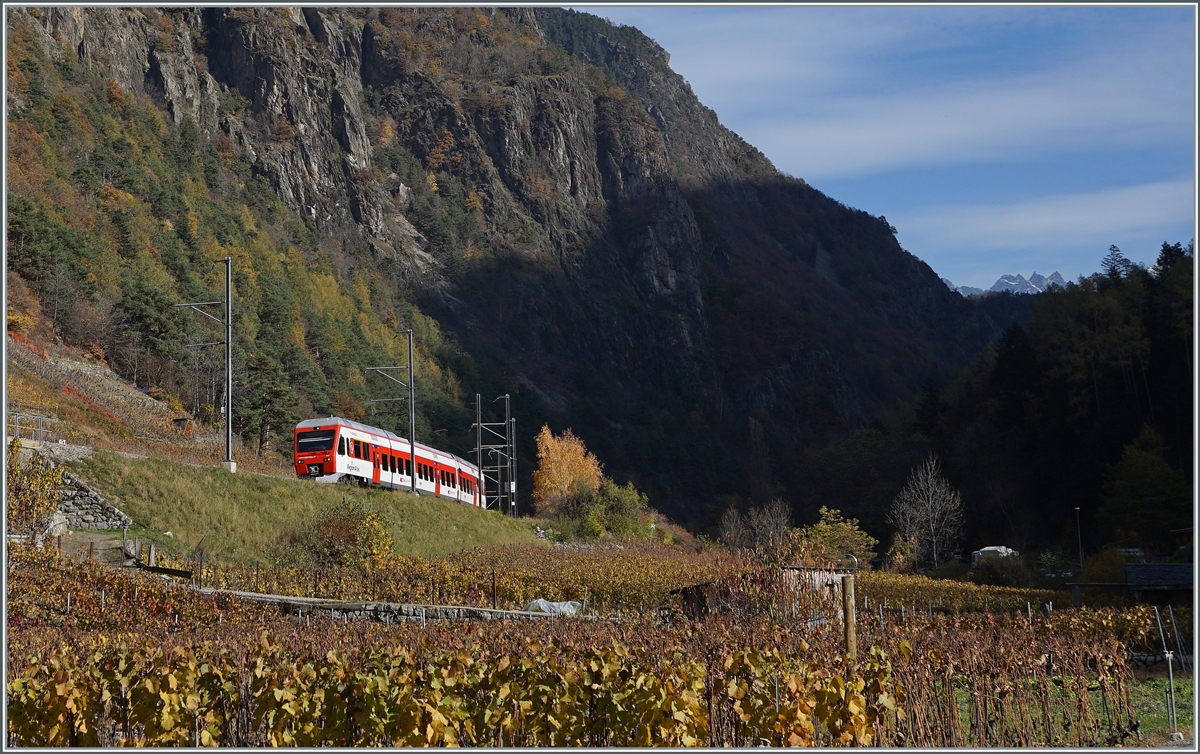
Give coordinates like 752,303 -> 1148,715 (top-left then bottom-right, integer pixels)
574,6 -> 1196,289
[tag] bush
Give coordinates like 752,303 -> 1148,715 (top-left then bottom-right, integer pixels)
1080,547 -> 1127,583
885,534 -> 916,573
969,556 -> 1037,588
276,496 -> 392,567
927,559 -> 970,581
801,507 -> 878,566
531,426 -> 650,540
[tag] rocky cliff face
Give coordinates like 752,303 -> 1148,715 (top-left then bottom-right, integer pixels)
9,7 -> 1015,524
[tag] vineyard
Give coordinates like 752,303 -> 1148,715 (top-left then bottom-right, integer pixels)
8,543 -> 1189,747
175,543 -> 744,614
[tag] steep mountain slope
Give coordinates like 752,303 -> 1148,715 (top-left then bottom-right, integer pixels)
7,7 -> 1017,527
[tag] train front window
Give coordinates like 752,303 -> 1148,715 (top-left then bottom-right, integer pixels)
296,429 -> 336,452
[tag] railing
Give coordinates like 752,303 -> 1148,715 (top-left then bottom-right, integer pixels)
6,410 -> 62,443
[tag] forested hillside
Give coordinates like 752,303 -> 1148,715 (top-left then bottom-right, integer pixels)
792,243 -> 1193,559
5,7 -> 1080,533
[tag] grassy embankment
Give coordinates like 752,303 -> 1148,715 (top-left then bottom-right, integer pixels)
70,451 -> 542,563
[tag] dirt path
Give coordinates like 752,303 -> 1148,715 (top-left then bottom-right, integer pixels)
53,531 -> 126,566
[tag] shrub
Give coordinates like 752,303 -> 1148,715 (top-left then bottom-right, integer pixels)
1081,547 -> 1127,583
276,496 -> 392,567
969,556 -> 1037,588
800,507 -> 878,566
927,559 -> 969,581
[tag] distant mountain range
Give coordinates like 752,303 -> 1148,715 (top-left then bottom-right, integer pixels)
942,271 -> 1066,297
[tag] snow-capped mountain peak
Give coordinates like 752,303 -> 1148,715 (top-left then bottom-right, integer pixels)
943,271 -> 1066,296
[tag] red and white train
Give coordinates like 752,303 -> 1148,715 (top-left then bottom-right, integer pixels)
292,417 -> 481,506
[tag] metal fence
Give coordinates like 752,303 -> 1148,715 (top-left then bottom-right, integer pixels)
6,409 -> 62,443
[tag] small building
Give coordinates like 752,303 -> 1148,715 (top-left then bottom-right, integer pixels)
672,565 -> 853,621
1125,563 -> 1193,606
971,546 -> 1018,567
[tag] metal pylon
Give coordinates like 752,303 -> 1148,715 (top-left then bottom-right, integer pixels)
474,393 -> 517,515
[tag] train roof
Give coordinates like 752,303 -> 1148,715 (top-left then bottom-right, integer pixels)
295,416 -> 478,472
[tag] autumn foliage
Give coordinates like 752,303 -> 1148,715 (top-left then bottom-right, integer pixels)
531,425 -> 602,516
5,439 -> 62,537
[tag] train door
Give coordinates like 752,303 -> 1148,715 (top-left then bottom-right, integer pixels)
372,447 -> 381,485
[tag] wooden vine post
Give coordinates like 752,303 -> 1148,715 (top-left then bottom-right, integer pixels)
842,573 -> 857,662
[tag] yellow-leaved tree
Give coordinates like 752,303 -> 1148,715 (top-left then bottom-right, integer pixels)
532,425 -> 602,516
6,439 -> 62,538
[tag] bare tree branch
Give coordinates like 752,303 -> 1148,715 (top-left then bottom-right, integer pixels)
887,453 -> 964,568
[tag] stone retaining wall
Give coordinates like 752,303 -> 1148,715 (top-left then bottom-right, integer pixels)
59,471 -> 132,531
195,587 -> 554,624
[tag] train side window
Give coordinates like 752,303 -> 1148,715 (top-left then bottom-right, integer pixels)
337,437 -> 346,455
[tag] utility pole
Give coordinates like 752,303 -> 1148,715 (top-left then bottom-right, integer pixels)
503,395 -> 511,512
509,416 -> 517,516
476,394 -> 482,504
408,330 -> 415,492
1075,507 -> 1084,572
177,257 -> 235,473
366,329 -> 416,493
223,257 -> 233,472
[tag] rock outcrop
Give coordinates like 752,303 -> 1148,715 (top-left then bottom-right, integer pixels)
8,7 -> 1024,524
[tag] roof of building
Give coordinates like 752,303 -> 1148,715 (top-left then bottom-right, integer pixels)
1125,563 -> 1193,590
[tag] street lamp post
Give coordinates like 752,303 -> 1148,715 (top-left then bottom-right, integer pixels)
1075,507 -> 1084,572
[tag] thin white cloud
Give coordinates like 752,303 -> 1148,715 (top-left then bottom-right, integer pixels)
587,6 -> 1194,181
896,178 -> 1195,254
749,45 -> 1192,180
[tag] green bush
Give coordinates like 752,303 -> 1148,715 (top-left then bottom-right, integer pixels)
550,478 -> 650,540
927,559 -> 969,581
276,496 -> 393,567
801,507 -> 878,566
969,556 -> 1037,588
